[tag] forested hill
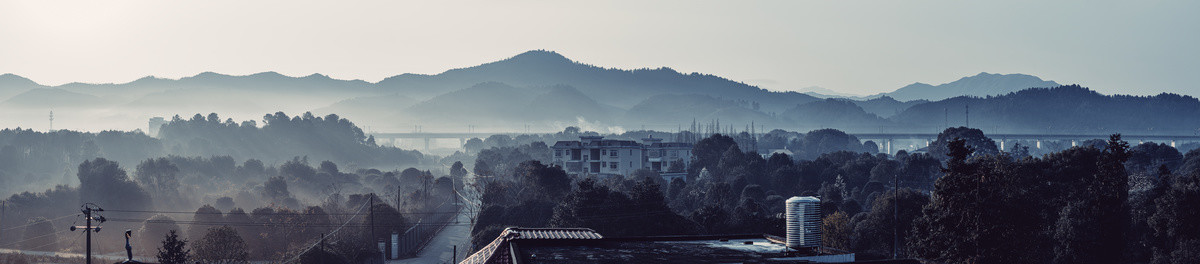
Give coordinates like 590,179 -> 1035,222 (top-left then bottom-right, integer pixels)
879,72 -> 1061,101
375,50 -> 820,113
890,85 -> 1200,134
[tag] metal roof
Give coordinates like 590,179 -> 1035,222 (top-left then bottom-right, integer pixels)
552,141 -> 581,148
786,196 -> 821,203
509,228 -> 604,240
459,227 -> 603,264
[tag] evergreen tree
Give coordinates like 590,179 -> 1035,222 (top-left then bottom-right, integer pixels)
157,230 -> 190,264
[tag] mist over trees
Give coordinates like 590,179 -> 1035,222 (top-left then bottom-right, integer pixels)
0,112 -> 464,262
158,112 -> 423,167
0,112 -> 427,199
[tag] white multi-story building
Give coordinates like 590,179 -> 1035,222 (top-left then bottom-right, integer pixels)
551,136 -> 693,182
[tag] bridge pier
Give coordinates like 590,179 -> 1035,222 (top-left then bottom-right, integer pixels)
1071,140 -> 1077,147
1172,140 -> 1177,148
424,137 -> 431,151
461,138 -> 467,150
1036,139 -> 1042,149
886,139 -> 893,155
1000,139 -> 1005,151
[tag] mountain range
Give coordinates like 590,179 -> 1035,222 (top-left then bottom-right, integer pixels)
1,50 -> 1195,135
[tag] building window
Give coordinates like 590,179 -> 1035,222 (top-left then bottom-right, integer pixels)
601,161 -> 607,168
610,150 -> 618,157
610,162 -> 618,169
601,149 -> 607,155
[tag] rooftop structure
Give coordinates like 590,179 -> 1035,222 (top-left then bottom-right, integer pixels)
460,227 -> 881,264
786,196 -> 822,249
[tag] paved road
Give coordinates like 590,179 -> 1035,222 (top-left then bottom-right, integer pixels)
387,174 -> 480,264
386,204 -> 475,264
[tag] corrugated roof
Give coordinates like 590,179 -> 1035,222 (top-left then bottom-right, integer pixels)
459,227 -> 603,264
509,228 -> 604,240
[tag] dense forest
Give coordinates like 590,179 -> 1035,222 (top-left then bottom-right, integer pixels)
2,108 -> 1198,263
0,112 -> 427,198
468,127 -> 1200,263
157,112 -> 424,166
0,153 -> 457,263
0,113 -> 446,263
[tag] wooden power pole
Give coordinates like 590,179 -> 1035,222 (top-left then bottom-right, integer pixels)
71,203 -> 104,264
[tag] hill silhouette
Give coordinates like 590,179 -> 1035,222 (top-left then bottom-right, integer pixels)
1,51 -> 1196,135
889,85 -> 1200,134
880,72 -> 1060,101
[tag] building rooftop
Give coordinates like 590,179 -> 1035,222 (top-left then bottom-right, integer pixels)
593,139 -> 641,147
552,141 -> 582,148
460,228 -> 895,264
651,142 -> 694,148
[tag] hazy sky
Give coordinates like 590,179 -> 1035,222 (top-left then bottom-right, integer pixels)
2,0 -> 1197,96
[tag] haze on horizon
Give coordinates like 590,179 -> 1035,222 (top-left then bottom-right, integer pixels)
2,0 -> 1198,97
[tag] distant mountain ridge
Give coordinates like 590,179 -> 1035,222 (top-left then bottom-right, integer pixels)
878,72 -> 1060,101
376,50 -> 820,113
889,85 -> 1200,134
2,51 -> 1195,135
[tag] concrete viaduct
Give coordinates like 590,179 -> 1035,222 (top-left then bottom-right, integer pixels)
852,133 -> 1200,155
370,132 -> 1200,153
369,132 -> 521,151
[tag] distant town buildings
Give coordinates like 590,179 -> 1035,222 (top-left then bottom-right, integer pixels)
551,136 -> 693,182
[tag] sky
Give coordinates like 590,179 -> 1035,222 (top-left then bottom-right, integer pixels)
1,0 -> 1198,96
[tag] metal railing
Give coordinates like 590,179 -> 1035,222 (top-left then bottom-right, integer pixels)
392,198 -> 460,259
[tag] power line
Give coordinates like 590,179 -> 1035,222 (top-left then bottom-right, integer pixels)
1,213 -> 78,232
102,209 -> 460,216
282,201 -> 370,264
104,210 -> 667,228
0,229 -> 71,248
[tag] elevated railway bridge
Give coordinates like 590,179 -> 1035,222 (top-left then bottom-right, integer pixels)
369,131 -> 1200,153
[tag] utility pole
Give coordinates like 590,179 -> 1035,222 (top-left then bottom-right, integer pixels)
429,174 -> 434,211
71,203 -> 105,264
1,201 -> 5,243
893,174 -> 899,259
368,195 -> 375,252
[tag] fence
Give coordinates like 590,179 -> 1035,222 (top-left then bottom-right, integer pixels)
392,197 -> 460,259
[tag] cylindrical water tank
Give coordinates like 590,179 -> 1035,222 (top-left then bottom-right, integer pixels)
785,196 -> 821,249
